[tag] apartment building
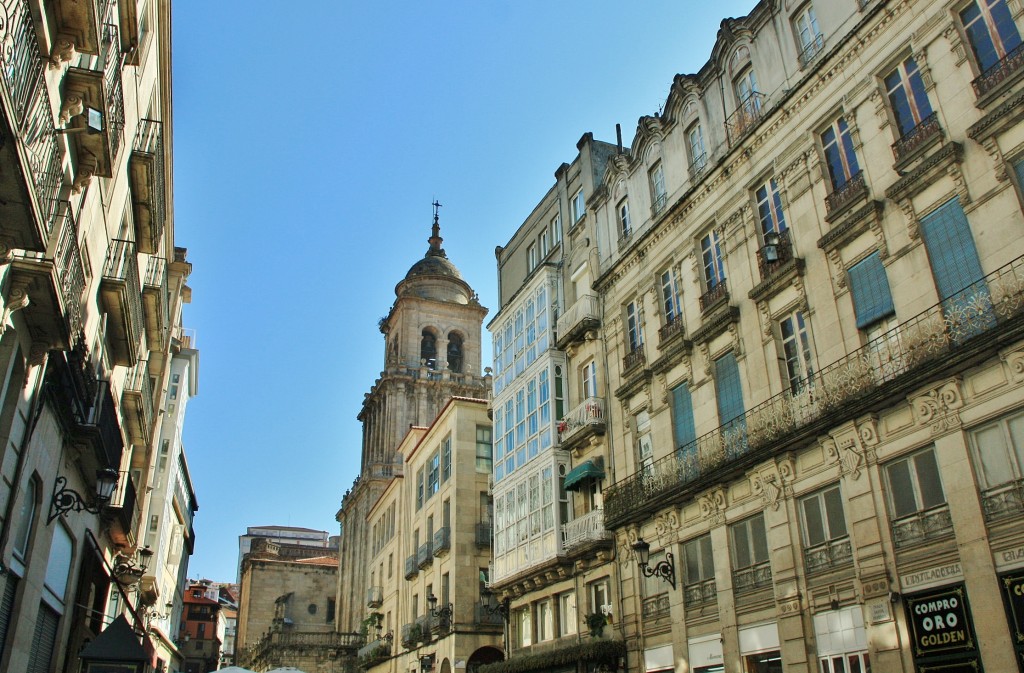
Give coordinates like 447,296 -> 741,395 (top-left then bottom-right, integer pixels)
0,0 -> 200,671
358,397 -> 502,673
566,0 -> 1024,672
486,136 -> 627,673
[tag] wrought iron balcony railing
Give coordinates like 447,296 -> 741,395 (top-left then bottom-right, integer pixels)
623,346 -> 646,373
557,397 -> 606,447
798,33 -> 826,69
474,601 -> 504,626
726,93 -> 765,144
100,239 -> 144,366
658,314 -> 687,345
803,536 -> 853,574
561,508 -> 612,550
556,294 -> 600,348
108,469 -> 140,547
698,281 -> 729,312
972,42 -> 1024,98
366,585 -> 383,607
54,205 -> 87,341
103,23 -> 125,158
892,113 -> 942,165
604,253 -> 1024,528
825,170 -> 867,219
641,593 -> 670,619
683,578 -> 717,606
689,153 -> 708,181
432,526 -> 450,556
756,229 -> 795,281
981,478 -> 1024,523
475,522 -> 492,548
122,357 -> 154,445
131,119 -> 166,253
417,541 -> 433,568
651,193 -> 668,217
892,505 -> 953,549
142,256 -> 169,349
732,561 -> 772,592
404,555 -> 417,580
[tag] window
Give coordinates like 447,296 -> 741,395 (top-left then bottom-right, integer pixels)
421,330 -> 437,368
12,477 -> 37,563
714,352 -> 745,428
730,513 -> 769,571
475,426 -> 492,473
636,411 -> 654,473
581,360 -> 597,399
551,213 -> 562,245
794,5 -> 823,65
800,485 -> 847,547
650,162 -> 668,213
683,534 -> 715,587
539,228 -> 550,258
626,300 -> 644,352
44,523 -> 73,605
26,603 -> 59,673
779,310 -> 814,393
755,178 -> 787,238
660,266 -> 682,324
671,383 -> 697,450
516,607 -> 532,647
536,599 -> 553,641
416,467 -> 424,510
884,56 -> 933,137
734,67 -> 760,117
960,0 -> 1022,72
700,231 -> 725,290
559,592 -> 577,636
441,435 -> 451,482
588,578 -> 610,614
919,198 -> 986,305
527,243 -> 538,272
688,124 -> 707,175
885,447 -> 946,519
848,252 -> 895,330
571,189 -> 585,223
427,452 -> 440,497
447,333 -> 463,373
618,199 -> 632,238
971,410 -> 1024,492
821,116 -> 861,191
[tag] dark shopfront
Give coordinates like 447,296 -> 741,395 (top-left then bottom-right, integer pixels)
904,583 -> 982,672
1000,570 -> 1024,672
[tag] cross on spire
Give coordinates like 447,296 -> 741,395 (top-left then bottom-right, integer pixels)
428,200 -> 445,256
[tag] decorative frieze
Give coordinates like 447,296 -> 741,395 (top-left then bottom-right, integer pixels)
910,379 -> 964,435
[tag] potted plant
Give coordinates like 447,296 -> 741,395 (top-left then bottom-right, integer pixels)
585,612 -> 607,637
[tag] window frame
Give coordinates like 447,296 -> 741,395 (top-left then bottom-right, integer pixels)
959,0 -> 1023,73
571,189 -> 585,223
883,55 -> 934,137
625,300 -> 644,352
754,177 -> 787,239
884,446 -> 947,520
618,198 -> 632,238
683,534 -> 715,587
820,116 -> 861,191
688,123 -> 707,175
778,310 -> 814,394
650,162 -> 668,213
660,265 -> 683,324
700,230 -> 726,290
799,484 -> 848,548
729,513 -> 769,571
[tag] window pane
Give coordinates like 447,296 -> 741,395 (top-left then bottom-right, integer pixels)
700,535 -> 714,581
914,450 -> 945,509
803,496 -> 826,547
751,515 -> 769,563
732,523 -> 751,569
974,423 -> 1013,488
824,488 -> 848,538
887,460 -> 917,518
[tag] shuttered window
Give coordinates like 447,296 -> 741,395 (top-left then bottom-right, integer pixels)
671,383 -> 697,451
1016,157 -> 1024,188
714,353 -> 745,426
26,603 -> 59,673
0,575 -> 16,659
920,198 -> 985,301
848,253 -> 895,329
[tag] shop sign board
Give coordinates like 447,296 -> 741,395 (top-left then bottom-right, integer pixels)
905,583 -> 980,671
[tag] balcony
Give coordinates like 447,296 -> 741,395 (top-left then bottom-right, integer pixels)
46,341 -> 98,431
142,257 -> 169,350
61,66 -> 114,190
417,541 -> 433,569
40,0 -> 102,63
107,470 -> 140,548
404,555 -> 417,580
432,527 -> 450,557
130,119 -> 166,253
892,113 -> 943,169
972,42 -> 1024,100
698,281 -> 729,313
732,561 -> 772,592
641,593 -> 670,619
622,347 -> 645,373
102,23 -> 124,159
475,522 -> 492,549
556,295 -> 600,349
0,0 -> 63,251
981,479 -> 1024,524
798,33 -> 826,69
8,204 -> 86,351
80,380 -> 124,471
824,170 -> 867,222
100,239 -> 144,367
121,358 -> 153,446
892,505 -> 953,550
803,537 -> 853,574
561,508 -> 612,552
557,397 -> 606,451
658,315 -> 687,346
726,93 -> 766,145
366,585 -> 383,608
474,601 -> 504,627
651,193 -> 668,217
357,638 -> 390,669
604,253 -> 1024,529
689,153 -> 708,182
683,578 -> 716,607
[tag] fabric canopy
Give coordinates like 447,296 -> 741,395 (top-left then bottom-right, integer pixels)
564,459 -> 605,491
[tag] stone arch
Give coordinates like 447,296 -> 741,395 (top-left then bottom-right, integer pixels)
467,646 -> 504,673
421,327 -> 439,368
446,330 -> 464,373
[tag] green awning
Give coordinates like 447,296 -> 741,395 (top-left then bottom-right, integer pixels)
564,460 -> 605,491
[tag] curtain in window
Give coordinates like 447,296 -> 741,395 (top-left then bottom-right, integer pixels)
848,252 -> 895,329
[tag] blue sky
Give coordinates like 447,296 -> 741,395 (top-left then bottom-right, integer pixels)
173,1 -> 756,581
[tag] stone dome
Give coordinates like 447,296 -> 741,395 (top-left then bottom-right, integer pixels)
405,252 -> 463,281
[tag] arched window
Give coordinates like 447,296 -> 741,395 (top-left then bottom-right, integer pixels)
421,330 -> 437,368
447,333 -> 463,373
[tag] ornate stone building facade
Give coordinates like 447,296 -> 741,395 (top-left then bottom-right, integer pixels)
490,1 -> 1024,672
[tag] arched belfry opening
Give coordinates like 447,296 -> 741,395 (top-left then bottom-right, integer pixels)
447,332 -> 463,373
421,329 -> 438,368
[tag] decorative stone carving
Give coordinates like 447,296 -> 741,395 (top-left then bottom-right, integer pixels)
653,511 -> 679,542
824,425 -> 867,479
1,281 -> 31,339
699,341 -> 712,376
911,379 -> 964,435
72,164 -> 94,194
699,488 -> 727,526
826,248 -> 847,290
750,457 -> 796,510
728,321 -> 743,356
943,23 -> 967,66
759,301 -> 772,338
50,39 -> 76,69
59,93 -> 84,125
1005,348 -> 1024,382
947,161 -> 971,204
899,198 -> 920,240
0,237 -> 16,266
980,136 -> 1008,182
915,48 -> 935,91
868,215 -> 889,260
869,88 -> 888,131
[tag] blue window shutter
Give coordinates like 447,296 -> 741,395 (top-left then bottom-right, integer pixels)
671,383 -> 696,450
714,353 -> 744,426
920,198 -> 985,301
848,252 -> 895,329
1015,158 -> 1024,191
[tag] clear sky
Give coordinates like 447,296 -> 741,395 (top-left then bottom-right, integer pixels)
173,1 -> 757,582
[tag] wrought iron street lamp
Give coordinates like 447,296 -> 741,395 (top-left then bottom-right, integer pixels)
632,538 -> 676,590
427,592 -> 454,628
47,468 -> 119,524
